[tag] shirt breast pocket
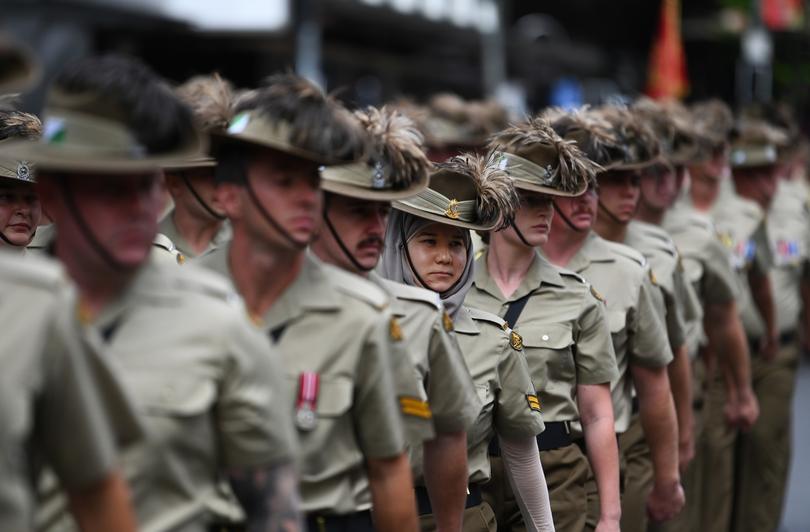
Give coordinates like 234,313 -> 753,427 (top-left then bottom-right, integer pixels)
520,323 -> 576,384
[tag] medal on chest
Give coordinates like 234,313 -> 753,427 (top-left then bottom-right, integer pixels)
295,372 -> 320,431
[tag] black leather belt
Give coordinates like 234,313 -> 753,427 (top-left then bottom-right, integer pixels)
415,484 -> 482,516
306,510 -> 374,532
780,331 -> 797,346
488,421 -> 573,456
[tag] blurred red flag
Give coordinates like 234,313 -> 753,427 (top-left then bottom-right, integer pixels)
763,0 -> 804,30
646,0 -> 689,100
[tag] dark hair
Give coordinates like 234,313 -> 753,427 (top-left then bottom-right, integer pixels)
54,54 -> 195,154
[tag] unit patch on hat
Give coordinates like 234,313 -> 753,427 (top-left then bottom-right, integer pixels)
16,161 -> 32,181
390,316 -> 404,342
442,311 -> 454,332
510,330 -> 524,351
526,393 -> 541,412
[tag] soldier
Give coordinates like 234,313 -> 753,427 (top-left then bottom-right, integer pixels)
731,117 -> 799,532
157,74 -> 234,260
197,74 -> 419,531
588,105 -> 698,532
0,109 -> 42,249
0,36 -> 137,532
1,55 -> 301,532
311,105 -> 482,532
467,117 -> 621,532
540,108 -> 683,525
381,151 -> 552,531
652,101 -> 757,532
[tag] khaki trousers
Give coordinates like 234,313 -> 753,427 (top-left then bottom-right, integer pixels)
483,443 -> 595,532
734,342 -> 799,532
618,413 -> 653,532
698,374 -> 738,532
418,502 -> 497,532
657,356 -> 708,532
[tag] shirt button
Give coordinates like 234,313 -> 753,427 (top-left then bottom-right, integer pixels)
542,334 -> 549,341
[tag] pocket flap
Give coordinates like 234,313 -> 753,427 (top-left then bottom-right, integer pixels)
139,375 -> 216,416
519,323 -> 573,349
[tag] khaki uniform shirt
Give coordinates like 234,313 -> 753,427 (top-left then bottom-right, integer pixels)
199,248 -> 408,514
664,202 -> 739,355
768,179 -> 810,334
0,253 -> 118,532
158,209 -> 232,259
565,232 -> 673,433
40,255 -> 296,532
369,273 -> 481,483
712,183 -> 774,340
454,306 -> 544,483
466,250 -> 618,423
625,220 -> 702,352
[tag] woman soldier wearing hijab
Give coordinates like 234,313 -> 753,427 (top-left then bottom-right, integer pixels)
380,151 -> 554,532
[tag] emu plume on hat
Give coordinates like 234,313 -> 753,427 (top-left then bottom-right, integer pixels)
541,106 -> 624,169
167,73 -> 236,169
690,99 -> 735,151
596,105 -> 662,170
631,98 -> 703,166
320,105 -> 431,200
424,93 -> 509,148
0,109 -> 41,182
219,73 -> 366,165
393,150 -> 519,231
488,116 -> 600,197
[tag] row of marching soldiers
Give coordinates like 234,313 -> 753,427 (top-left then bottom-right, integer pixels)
0,37 -> 804,532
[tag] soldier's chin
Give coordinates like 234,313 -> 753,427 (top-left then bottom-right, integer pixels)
112,245 -> 153,269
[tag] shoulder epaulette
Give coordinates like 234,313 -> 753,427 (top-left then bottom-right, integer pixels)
379,278 -> 442,311
466,306 -> 509,329
557,268 -> 587,284
0,253 -> 65,291
603,240 -> 647,268
168,263 -> 239,304
153,233 -> 186,265
326,264 -> 389,310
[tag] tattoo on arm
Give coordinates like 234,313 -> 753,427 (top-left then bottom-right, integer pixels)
228,463 -> 303,532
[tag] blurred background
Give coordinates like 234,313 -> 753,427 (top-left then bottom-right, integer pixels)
3,0 -> 810,131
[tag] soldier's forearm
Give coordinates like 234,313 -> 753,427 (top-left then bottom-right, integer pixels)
705,301 -> 753,395
667,345 -> 693,446
68,470 -> 138,532
423,431 -> 468,532
227,462 -> 303,532
749,270 -> 777,339
631,364 -> 680,485
368,452 -> 419,532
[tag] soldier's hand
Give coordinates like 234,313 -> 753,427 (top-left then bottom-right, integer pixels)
646,479 -> 685,523
760,334 -> 779,362
735,388 -> 760,432
595,517 -> 621,532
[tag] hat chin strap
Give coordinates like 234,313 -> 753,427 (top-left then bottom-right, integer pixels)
508,218 -> 534,248
552,202 -> 588,233
59,181 -> 128,271
322,198 -> 375,273
243,175 -> 309,250
180,173 -> 226,221
597,199 -> 635,226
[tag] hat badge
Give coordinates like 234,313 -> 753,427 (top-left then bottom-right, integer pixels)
371,160 -> 386,189
445,198 -> 461,219
16,161 -> 32,181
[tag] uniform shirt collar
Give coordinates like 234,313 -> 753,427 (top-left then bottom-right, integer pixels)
452,305 -> 480,334
473,248 -> 565,303
567,232 -> 616,273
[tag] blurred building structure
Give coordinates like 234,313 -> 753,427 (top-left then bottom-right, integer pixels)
2,0 -> 810,129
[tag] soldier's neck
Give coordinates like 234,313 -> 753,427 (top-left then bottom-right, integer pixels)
634,202 -> 665,226
592,216 -> 627,244
487,234 -> 536,299
228,231 -> 304,317
540,226 -> 588,268
57,245 -> 139,319
172,207 -> 223,256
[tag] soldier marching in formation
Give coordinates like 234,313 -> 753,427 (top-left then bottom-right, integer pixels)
2,33 -> 809,532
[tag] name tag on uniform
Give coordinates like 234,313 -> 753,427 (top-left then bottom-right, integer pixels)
296,372 -> 320,431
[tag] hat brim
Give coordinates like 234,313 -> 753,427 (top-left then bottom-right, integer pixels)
392,200 -> 499,231
211,129 -> 343,166
0,132 -> 206,174
511,179 -> 588,198
161,157 -> 217,171
320,171 -> 429,202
